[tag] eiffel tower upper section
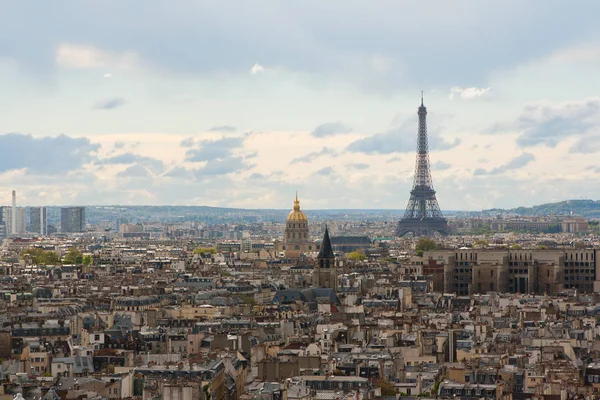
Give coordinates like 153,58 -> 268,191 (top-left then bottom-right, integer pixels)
396,94 -> 449,236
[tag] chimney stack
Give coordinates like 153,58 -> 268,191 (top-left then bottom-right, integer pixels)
11,190 -> 16,235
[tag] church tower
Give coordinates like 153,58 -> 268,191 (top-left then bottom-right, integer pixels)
314,226 -> 337,290
284,193 -> 311,258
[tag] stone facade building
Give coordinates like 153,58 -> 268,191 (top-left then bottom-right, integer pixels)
424,249 -> 597,295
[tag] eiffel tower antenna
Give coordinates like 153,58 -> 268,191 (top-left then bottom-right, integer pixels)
396,96 -> 448,236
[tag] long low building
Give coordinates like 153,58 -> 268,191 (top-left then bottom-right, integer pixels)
421,248 -> 598,295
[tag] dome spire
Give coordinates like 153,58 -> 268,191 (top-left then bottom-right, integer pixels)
287,192 -> 307,223
294,192 -> 300,211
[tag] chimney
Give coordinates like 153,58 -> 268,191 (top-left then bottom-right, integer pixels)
11,190 -> 16,235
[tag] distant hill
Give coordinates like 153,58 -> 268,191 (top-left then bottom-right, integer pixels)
485,200 -> 600,218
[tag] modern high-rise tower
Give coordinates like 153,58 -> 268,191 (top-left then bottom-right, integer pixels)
61,207 -> 86,233
30,207 -> 48,235
396,95 -> 448,236
2,207 -> 26,235
11,190 -> 16,235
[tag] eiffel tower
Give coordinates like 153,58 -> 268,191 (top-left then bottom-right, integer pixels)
396,94 -> 449,236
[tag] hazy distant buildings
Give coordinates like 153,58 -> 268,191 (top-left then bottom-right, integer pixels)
120,223 -> 143,234
116,217 -> 128,232
561,216 -> 589,232
453,215 -> 590,234
29,206 -> 48,235
61,207 -> 86,233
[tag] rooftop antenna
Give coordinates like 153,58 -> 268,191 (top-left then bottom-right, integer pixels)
421,90 -> 424,106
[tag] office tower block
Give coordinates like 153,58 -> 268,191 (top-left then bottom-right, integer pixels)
2,206 -> 26,235
0,207 -> 4,239
30,207 -> 48,235
11,190 -> 16,235
61,207 -> 86,233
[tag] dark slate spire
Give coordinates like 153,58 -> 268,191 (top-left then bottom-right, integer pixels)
318,225 -> 335,259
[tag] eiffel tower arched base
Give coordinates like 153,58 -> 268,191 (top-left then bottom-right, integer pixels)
395,217 -> 449,237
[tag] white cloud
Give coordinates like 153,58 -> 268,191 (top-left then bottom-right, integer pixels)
449,86 -> 491,100
104,73 -> 113,78
55,44 -> 139,70
249,63 -> 265,75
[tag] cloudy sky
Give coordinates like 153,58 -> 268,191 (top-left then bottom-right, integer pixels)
1,1 -> 600,210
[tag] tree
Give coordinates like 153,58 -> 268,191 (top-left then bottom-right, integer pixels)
63,248 -> 83,264
82,254 -> 93,266
473,239 -> 489,247
415,238 -> 437,256
193,247 -> 217,255
374,379 -> 396,396
432,380 -> 441,396
348,251 -> 367,261
240,295 -> 257,306
21,248 -> 61,265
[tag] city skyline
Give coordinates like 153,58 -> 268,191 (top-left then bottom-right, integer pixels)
1,2 -> 600,210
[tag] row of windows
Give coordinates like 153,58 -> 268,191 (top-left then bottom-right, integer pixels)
282,245 -> 313,250
565,283 -> 593,290
509,269 -> 531,274
565,269 -> 594,275
288,223 -> 307,229
286,232 -> 308,239
441,388 -> 494,396
509,262 -> 530,267
566,252 -> 594,261
456,252 -> 596,262
459,268 -> 594,277
457,253 -> 477,261
511,253 -> 532,261
455,268 -> 472,273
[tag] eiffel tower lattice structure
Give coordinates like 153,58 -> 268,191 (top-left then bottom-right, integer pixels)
396,95 -> 449,236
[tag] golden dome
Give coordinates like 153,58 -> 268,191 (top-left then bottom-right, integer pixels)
287,192 -> 308,223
